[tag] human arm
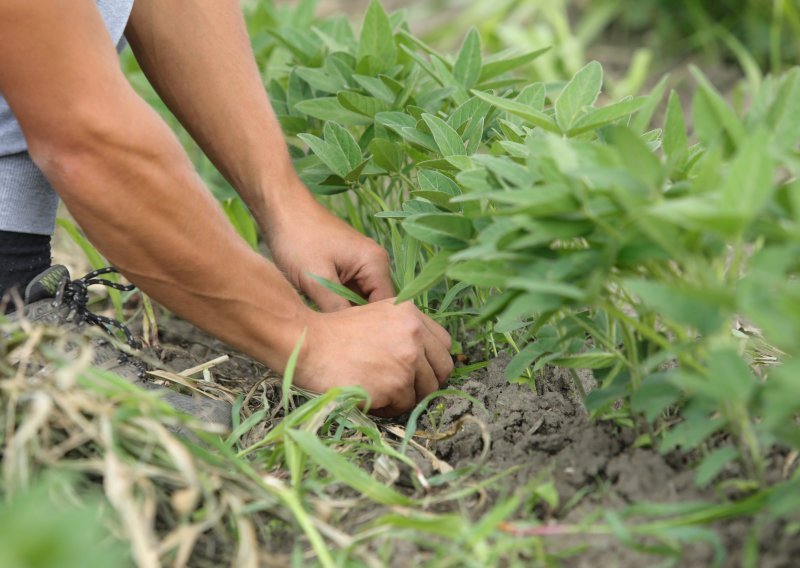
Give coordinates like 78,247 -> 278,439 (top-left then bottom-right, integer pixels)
0,0 -> 452,415
125,0 -> 393,311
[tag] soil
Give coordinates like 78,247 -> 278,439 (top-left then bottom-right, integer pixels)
419,356 -> 799,567
149,319 -> 798,567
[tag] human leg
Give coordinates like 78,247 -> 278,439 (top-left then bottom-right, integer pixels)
0,229 -> 51,311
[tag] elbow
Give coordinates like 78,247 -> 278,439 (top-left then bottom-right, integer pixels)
26,104 -> 123,190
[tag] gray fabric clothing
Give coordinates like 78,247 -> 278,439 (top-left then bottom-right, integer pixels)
0,0 -> 135,235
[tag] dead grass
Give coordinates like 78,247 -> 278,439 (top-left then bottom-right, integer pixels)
0,314 -> 530,567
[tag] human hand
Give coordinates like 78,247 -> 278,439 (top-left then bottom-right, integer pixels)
263,191 -> 394,311
296,299 -> 454,417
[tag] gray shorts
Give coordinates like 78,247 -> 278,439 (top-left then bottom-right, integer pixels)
0,152 -> 59,236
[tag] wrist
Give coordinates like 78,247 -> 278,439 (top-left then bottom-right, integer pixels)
255,177 -> 327,246
271,301 -> 319,373
252,170 -> 318,238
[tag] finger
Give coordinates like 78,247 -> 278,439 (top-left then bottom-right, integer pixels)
413,352 -> 440,403
302,273 -> 351,312
371,381 -> 416,418
366,273 -> 395,302
353,252 -> 395,302
421,326 -> 455,385
417,310 -> 452,351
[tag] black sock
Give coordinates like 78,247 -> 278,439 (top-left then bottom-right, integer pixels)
0,230 -> 52,311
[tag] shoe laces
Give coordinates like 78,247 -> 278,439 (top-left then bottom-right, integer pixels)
53,267 -> 140,349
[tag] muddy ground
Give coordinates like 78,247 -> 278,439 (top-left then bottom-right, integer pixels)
149,318 -> 797,568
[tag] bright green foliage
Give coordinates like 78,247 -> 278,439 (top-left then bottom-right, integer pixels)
111,1 -> 800,553
0,476 -> 128,568
248,1 -> 800,493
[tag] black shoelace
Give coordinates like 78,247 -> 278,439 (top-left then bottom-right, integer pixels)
53,267 -> 140,349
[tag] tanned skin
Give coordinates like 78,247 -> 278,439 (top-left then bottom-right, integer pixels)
0,0 -> 453,417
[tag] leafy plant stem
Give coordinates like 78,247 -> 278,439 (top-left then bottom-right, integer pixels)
602,303 -> 706,377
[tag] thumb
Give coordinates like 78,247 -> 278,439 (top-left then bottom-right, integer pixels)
356,259 -> 395,303
303,272 -> 352,312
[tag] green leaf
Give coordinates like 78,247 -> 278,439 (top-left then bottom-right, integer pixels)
295,97 -> 372,126
323,121 -> 362,172
690,65 -> 745,150
287,430 -> 412,506
221,198 -> 259,251
352,74 -> 397,104
399,126 -> 438,152
396,250 -> 452,302
448,260 -> 512,288
453,28 -> 482,90
422,114 -> 466,157
375,111 -> 417,133
479,47 -> 550,83
377,513 -> 466,537
661,416 -> 725,452
269,27 -> 323,66
567,96 -> 647,136
369,137 -> 405,172
625,279 -> 730,336
471,90 -> 561,133
606,126 -> 663,188
418,169 -> 460,196
663,90 -> 689,172
550,351 -> 617,369
505,342 -> 545,380
358,0 -> 397,75
463,116 -> 485,154
474,186 -> 578,216
555,61 -> 603,132
646,195 -> 746,237
307,273 -> 368,306
448,96 -> 492,130
631,373 -> 682,422
585,384 -> 629,412
337,91 -> 390,118
280,330 -> 306,412
695,447 -> 739,488
721,129 -> 774,219
403,213 -> 473,249
707,348 -> 756,405
297,133 -> 350,177
516,82 -> 546,110
631,74 -> 668,134
410,190 -> 458,211
294,67 -> 346,94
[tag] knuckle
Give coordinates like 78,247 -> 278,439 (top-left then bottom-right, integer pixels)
397,343 -> 418,364
371,246 -> 390,263
407,318 -> 424,339
399,301 -> 417,314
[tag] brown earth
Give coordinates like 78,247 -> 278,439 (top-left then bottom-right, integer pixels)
149,318 -> 798,567
420,356 -> 798,567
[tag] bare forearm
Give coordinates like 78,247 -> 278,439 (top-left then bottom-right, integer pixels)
125,0 -> 306,227
35,95 -> 309,371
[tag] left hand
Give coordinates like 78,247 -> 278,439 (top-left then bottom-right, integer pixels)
262,191 -> 395,311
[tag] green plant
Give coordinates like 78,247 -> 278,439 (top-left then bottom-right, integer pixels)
32,0 -> 794,563
249,0 -> 800,494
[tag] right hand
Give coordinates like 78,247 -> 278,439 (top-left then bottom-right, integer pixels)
296,299 -> 454,417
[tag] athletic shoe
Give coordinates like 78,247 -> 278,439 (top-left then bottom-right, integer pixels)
6,265 -> 232,430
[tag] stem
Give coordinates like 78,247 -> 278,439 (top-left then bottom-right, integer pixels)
602,303 -> 707,376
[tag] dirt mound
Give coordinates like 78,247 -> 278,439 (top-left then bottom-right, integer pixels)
424,357 -> 796,567
142,319 -> 796,567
